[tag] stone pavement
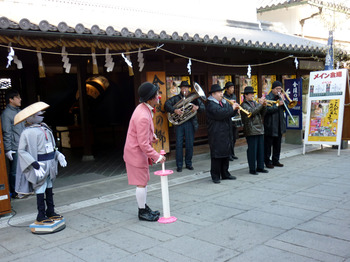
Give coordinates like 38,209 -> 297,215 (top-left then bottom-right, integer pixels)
0,143 -> 350,262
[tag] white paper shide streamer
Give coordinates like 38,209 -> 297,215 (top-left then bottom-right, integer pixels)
121,53 -> 132,68
294,57 -> 299,69
247,65 -> 251,78
187,58 -> 192,75
61,46 -> 71,73
104,48 -> 114,72
6,46 -> 14,68
137,48 -> 144,72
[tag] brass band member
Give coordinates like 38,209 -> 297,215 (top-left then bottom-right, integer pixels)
164,81 -> 205,172
223,81 -> 239,161
206,84 -> 239,183
264,81 -> 287,168
240,86 -> 268,175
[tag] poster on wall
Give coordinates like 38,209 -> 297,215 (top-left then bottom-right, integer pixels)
303,69 -> 349,155
239,75 -> 257,103
166,76 -> 191,98
212,75 -> 232,88
284,78 -> 302,129
146,71 -> 170,153
261,75 -> 276,97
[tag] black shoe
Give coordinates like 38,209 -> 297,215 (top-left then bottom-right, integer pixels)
266,163 -> 274,169
249,170 -> 258,175
138,208 -> 159,221
273,162 -> 284,167
257,168 -> 269,173
233,156 -> 238,160
145,204 -> 160,216
177,167 -> 182,172
229,157 -> 234,161
222,175 -> 236,180
212,180 -> 221,184
186,166 -> 194,170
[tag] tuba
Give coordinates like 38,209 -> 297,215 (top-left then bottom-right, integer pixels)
167,82 -> 206,125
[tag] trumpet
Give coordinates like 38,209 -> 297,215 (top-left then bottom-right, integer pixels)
223,97 -> 251,118
281,89 -> 297,108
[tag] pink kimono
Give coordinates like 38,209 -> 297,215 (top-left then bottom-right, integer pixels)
123,103 -> 160,185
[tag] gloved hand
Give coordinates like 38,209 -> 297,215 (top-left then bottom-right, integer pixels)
33,162 -> 45,179
57,153 -> 67,167
5,150 -> 15,161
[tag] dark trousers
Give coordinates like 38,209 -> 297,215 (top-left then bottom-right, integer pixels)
246,135 -> 264,172
175,121 -> 194,168
230,126 -> 237,158
8,152 -> 18,194
264,134 -> 282,165
210,157 -> 230,181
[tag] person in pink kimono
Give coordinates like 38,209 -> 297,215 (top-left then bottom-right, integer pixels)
123,82 -> 166,221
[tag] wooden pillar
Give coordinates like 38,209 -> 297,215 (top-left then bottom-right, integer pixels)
77,58 -> 94,161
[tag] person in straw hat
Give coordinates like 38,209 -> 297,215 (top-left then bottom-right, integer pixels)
14,101 -> 67,225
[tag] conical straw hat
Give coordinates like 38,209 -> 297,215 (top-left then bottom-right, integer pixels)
14,101 -> 50,125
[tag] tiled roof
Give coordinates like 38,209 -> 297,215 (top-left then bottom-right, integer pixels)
257,0 -> 350,13
0,1 -> 328,55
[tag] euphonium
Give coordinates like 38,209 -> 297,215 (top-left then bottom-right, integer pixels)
167,82 -> 207,125
222,97 -> 251,118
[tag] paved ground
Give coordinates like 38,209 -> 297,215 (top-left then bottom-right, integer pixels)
0,143 -> 350,262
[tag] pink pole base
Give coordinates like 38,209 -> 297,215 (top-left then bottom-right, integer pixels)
154,170 -> 173,176
158,216 -> 177,224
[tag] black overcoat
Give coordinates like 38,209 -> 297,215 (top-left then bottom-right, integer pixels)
206,97 -> 238,158
264,91 -> 287,137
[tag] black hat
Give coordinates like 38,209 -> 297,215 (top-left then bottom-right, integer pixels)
242,86 -> 256,94
138,82 -> 159,102
272,81 -> 282,89
224,81 -> 234,89
209,84 -> 224,94
178,81 -> 191,87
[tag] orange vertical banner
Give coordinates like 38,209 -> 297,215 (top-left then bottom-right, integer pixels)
146,71 -> 170,153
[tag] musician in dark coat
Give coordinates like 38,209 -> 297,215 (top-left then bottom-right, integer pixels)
264,81 -> 288,168
240,86 -> 268,175
206,84 -> 239,183
164,81 -> 205,172
223,81 -> 239,161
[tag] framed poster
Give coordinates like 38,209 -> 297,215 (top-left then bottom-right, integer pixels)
285,78 -> 302,129
239,75 -> 257,103
303,69 -> 349,155
212,75 -> 232,88
166,76 -> 191,98
147,71 -> 170,153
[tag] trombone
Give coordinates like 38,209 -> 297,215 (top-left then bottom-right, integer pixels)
281,89 -> 297,108
266,100 -> 279,107
278,92 -> 296,124
223,97 -> 251,118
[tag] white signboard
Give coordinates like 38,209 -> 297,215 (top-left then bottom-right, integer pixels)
303,69 -> 348,155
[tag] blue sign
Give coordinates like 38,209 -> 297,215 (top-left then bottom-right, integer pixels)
284,79 -> 302,129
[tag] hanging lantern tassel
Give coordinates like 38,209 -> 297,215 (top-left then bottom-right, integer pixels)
247,65 -> 251,78
91,47 -> 98,74
336,61 -> 340,70
61,46 -> 71,73
122,53 -> 133,76
13,55 -> 23,69
294,57 -> 299,69
37,48 -> 46,78
187,58 -> 192,75
137,48 -> 144,72
104,48 -> 114,72
6,46 -> 14,68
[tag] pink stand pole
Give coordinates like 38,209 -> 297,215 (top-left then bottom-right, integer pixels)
154,150 -> 177,224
